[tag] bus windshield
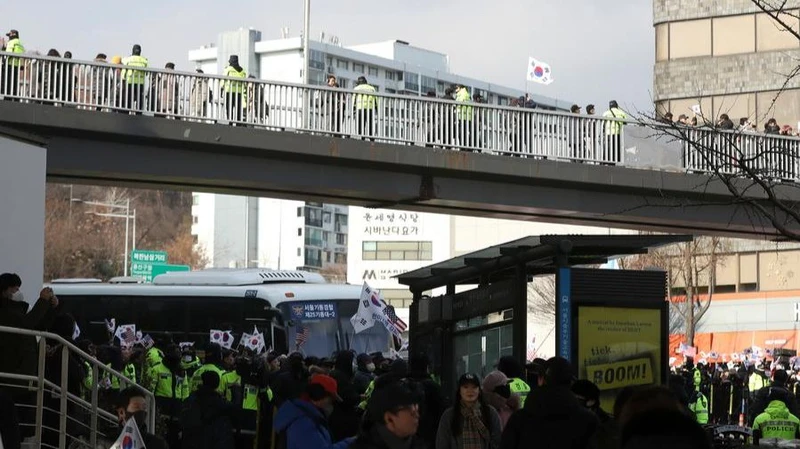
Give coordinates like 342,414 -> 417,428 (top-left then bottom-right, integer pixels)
278,300 -> 390,358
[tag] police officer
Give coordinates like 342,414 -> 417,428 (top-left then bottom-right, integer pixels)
353,76 -> 377,139
3,29 -> 25,98
689,388 -> 709,425
602,100 -> 628,163
223,55 -> 247,123
498,356 -> 531,408
190,342 -> 226,394
146,346 -> 188,448
221,354 -> 273,449
454,84 -> 474,150
122,44 -> 149,111
750,369 -> 798,425
753,397 -> 800,444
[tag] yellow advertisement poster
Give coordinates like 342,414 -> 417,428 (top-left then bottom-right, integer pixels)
577,306 -> 662,413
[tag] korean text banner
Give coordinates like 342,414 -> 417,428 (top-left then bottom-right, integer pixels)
577,306 -> 662,413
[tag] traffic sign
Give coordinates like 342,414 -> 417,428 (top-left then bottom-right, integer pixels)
131,263 -> 189,283
131,250 -> 168,264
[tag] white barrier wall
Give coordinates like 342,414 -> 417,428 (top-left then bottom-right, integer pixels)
0,137 -> 46,304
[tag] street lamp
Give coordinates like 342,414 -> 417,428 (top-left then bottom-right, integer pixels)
71,198 -> 136,276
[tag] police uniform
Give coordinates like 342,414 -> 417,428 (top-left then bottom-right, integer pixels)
122,50 -> 149,110
148,362 -> 189,448
689,391 -> 709,425
190,363 -> 226,394
753,400 -> 800,444
3,31 -> 25,97
223,60 -> 247,123
509,377 -> 531,408
601,102 -> 628,162
353,79 -> 377,137
454,86 -> 473,149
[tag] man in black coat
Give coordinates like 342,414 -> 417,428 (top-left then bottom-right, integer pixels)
501,357 -> 598,449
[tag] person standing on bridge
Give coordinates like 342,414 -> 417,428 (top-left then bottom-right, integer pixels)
223,55 -> 247,124
122,44 -> 149,112
454,84 -> 474,151
602,100 -> 627,164
353,76 -> 377,140
2,30 -> 25,99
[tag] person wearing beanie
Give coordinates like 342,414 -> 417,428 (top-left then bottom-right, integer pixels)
223,54 -> 247,124
3,29 -> 25,97
353,76 -> 377,139
121,44 -> 149,111
481,370 -> 520,429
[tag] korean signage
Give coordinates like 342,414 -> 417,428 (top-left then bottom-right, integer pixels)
290,302 -> 338,321
363,211 -> 421,237
362,268 -> 407,282
131,263 -> 189,283
131,250 -> 168,264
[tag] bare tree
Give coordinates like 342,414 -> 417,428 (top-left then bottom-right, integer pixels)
624,237 -> 729,345
319,264 -> 347,284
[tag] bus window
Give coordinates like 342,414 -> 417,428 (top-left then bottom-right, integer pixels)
187,297 -> 244,342
136,296 -> 188,340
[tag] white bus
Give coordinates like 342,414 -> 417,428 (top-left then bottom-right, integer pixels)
49,269 -> 392,358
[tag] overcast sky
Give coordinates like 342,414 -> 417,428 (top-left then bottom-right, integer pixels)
6,0 -> 654,111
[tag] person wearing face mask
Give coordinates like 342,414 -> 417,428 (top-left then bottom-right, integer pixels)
0,272 -> 59,439
436,373 -> 501,449
114,387 -> 168,449
274,374 -> 354,449
354,354 -> 376,396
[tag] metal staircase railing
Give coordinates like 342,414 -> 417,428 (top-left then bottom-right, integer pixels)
0,325 -> 156,449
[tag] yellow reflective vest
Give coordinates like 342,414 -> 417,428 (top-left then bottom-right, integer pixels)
602,107 -> 628,135
190,363 -> 226,394
353,83 -> 377,110
122,55 -> 149,85
223,66 -> 247,94
689,391 -> 709,424
455,87 -> 473,121
509,378 -> 531,408
5,38 -> 24,67
148,362 -> 190,401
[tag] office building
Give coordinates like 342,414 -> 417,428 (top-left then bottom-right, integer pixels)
653,0 -> 800,126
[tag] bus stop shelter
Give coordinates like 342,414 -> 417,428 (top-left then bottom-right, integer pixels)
396,234 -> 691,396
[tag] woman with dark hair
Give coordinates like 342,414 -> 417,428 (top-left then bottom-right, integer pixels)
436,373 -> 501,449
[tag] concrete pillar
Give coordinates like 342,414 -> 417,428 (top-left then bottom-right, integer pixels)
0,136 -> 46,303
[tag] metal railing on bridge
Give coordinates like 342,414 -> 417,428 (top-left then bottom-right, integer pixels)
1,51 -> 800,181
0,325 -> 156,449
0,52 -> 626,163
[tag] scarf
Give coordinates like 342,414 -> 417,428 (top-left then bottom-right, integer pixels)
461,403 -> 490,449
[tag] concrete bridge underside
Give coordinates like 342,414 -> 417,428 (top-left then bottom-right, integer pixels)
0,100 -> 798,239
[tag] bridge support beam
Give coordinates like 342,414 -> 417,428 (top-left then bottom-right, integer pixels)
0,136 -> 46,301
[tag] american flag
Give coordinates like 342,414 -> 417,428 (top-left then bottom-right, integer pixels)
383,305 -> 407,332
295,325 -> 310,348
120,327 -> 136,345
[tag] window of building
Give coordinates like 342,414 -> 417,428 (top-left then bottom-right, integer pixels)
326,251 -> 332,263
335,253 -> 347,264
305,227 -> 324,247
353,63 -> 365,73
385,71 -> 395,81
655,23 -> 669,62
192,235 -> 198,244
713,15 -> 755,56
305,207 -> 323,227
297,248 -> 302,257
385,88 -> 396,94
192,195 -> 200,206
192,215 -> 199,224
298,228 -> 302,237
757,12 -> 800,52
338,78 -> 349,89
309,69 -> 326,86
336,233 -> 347,245
421,75 -> 436,95
304,248 -> 322,268
404,72 -> 419,92
368,66 -> 379,77
362,241 -> 433,261
668,19 -> 711,59
297,207 -> 303,217
309,49 -> 326,70
323,231 -> 330,242
334,214 -> 348,232
336,59 -> 349,70
326,56 -> 333,68
323,212 -> 332,224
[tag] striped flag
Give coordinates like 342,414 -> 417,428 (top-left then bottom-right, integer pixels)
383,305 -> 407,332
295,325 -> 310,348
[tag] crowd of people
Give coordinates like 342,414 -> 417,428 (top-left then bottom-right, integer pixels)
659,110 -> 800,138
0,29 -> 641,162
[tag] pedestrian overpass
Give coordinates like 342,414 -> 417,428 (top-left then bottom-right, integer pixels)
1,52 -> 799,239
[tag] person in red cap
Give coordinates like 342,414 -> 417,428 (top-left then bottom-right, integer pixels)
274,373 -> 354,449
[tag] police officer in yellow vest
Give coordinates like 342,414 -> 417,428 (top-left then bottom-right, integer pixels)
221,355 -> 274,449
601,100 -> 628,163
122,44 -> 149,111
454,84 -> 474,150
190,343 -> 226,395
146,347 -> 189,448
353,76 -> 377,139
223,55 -> 247,124
3,29 -> 25,97
498,356 -> 531,408
753,400 -> 800,445
689,389 -> 709,425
